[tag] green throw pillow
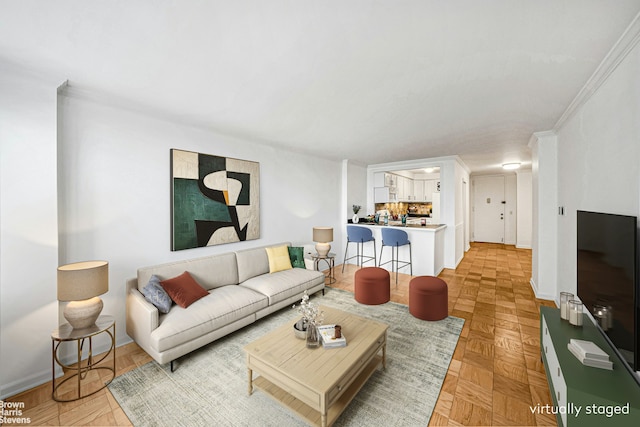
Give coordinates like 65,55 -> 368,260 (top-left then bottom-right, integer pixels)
288,246 -> 306,269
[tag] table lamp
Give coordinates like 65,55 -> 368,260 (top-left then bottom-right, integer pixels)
313,227 -> 333,258
57,261 -> 109,329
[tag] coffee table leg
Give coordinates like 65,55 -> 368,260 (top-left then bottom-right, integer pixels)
247,368 -> 253,395
321,412 -> 327,427
382,343 -> 387,370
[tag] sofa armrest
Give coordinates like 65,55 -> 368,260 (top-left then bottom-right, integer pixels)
303,244 -> 316,270
126,278 -> 159,352
304,258 -> 315,270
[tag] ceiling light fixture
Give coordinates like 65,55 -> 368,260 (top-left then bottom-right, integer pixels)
502,162 -> 521,170
424,167 -> 435,173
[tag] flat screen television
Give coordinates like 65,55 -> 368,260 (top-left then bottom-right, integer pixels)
577,210 -> 639,375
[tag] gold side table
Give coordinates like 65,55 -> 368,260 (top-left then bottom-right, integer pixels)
311,252 -> 336,284
51,315 -> 116,402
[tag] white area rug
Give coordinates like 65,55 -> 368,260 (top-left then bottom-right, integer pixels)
109,288 -> 464,426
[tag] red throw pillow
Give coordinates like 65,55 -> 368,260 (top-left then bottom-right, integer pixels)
160,271 -> 208,308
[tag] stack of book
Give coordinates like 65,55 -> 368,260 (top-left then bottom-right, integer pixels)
318,325 -> 347,349
567,339 -> 613,370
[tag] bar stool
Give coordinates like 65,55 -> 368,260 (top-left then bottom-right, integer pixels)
379,228 -> 412,285
342,226 -> 377,273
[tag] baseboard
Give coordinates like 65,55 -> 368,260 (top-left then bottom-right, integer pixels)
516,244 -> 532,249
0,369 -> 53,400
529,277 -> 556,302
1,336 -> 134,400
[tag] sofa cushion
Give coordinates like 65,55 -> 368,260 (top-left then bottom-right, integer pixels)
288,246 -> 306,269
142,275 -> 172,313
150,286 -> 268,352
137,252 -> 239,292
266,245 -> 293,273
239,268 -> 325,305
161,272 -> 209,308
235,242 -> 290,283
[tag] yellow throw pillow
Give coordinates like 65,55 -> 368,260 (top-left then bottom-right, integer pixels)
265,245 -> 293,273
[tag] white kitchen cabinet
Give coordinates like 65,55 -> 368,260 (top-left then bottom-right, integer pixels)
374,187 -> 398,203
373,172 -> 386,188
398,176 -> 406,200
374,172 -> 399,202
396,176 -> 416,201
414,180 -> 425,201
384,173 -> 396,188
405,177 -> 415,200
423,181 -> 433,202
396,176 -> 404,200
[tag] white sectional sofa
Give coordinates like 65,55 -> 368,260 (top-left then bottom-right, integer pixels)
126,242 -> 325,370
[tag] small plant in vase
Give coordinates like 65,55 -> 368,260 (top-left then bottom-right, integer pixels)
352,205 -> 361,224
292,291 -> 324,348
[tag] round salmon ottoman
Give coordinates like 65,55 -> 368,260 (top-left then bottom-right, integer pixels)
354,267 -> 390,305
409,276 -> 448,320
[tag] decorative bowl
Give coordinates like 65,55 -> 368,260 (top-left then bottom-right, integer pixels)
293,320 -> 307,339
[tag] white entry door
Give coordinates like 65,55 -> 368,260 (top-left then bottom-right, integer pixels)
473,176 -> 505,243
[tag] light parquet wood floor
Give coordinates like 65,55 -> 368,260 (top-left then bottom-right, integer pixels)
6,242 -> 557,426
334,243 -> 557,426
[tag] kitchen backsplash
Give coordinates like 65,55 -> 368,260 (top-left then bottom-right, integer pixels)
374,202 -> 432,216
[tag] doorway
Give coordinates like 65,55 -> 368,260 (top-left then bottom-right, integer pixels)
473,176 -> 505,243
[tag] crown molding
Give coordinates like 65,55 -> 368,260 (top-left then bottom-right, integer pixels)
528,130 -> 557,148
554,11 -> 640,130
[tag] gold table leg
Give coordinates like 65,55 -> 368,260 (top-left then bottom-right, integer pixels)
51,321 -> 116,402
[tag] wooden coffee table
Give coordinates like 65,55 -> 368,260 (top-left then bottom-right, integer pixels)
244,305 -> 388,427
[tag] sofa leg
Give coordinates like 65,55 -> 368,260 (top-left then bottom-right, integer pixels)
322,288 -> 325,296
170,360 -> 175,372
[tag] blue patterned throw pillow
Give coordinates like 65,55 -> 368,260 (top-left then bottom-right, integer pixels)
142,275 -> 172,313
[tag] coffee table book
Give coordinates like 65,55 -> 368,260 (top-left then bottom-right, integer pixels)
569,338 -> 610,361
318,324 -> 347,348
567,342 -> 614,370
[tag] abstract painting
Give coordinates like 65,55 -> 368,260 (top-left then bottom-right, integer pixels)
171,149 -> 260,250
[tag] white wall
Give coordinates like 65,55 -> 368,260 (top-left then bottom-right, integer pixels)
555,40 -> 640,298
516,170 -> 532,249
529,131 -> 558,301
345,161 -> 367,220
454,161 -> 470,265
0,65 -> 61,398
0,87 -> 343,399
56,90 -> 343,355
504,174 -> 517,245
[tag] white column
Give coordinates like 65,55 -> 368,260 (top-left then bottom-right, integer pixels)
528,131 -> 558,301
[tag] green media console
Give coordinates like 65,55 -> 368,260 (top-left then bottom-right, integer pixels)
540,306 -> 640,426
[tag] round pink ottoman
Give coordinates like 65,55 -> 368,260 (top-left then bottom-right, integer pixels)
409,276 -> 448,320
354,267 -> 390,305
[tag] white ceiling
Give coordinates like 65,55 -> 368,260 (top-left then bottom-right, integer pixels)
2,1 -> 640,173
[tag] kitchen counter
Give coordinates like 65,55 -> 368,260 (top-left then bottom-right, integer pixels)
345,223 -> 446,276
355,221 -> 445,230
